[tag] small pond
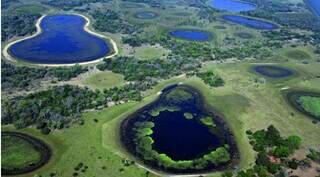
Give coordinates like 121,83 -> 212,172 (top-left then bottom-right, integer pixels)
8,14 -> 111,64
222,15 -> 279,30
2,132 -> 51,175
134,11 -> 158,19
252,65 -> 294,78
121,84 -> 238,173
286,91 -> 320,121
210,0 -> 256,12
169,30 -> 212,42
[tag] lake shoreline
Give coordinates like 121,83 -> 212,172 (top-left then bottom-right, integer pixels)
2,13 -> 118,67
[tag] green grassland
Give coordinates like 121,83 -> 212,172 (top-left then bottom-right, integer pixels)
2,135 -> 41,170
83,71 -> 124,90
1,0 -> 320,176
2,56 -> 320,176
133,45 -> 169,60
299,96 -> 320,118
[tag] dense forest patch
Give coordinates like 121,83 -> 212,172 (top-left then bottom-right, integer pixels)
1,12 -> 41,41
1,61 -> 88,91
222,125 -> 303,177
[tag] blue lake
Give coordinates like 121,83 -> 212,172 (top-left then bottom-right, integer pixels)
222,15 -> 278,30
9,14 -> 110,64
253,65 -> 294,78
306,0 -> 320,19
210,0 -> 256,12
121,85 -> 238,172
169,30 -> 212,41
134,11 -> 158,19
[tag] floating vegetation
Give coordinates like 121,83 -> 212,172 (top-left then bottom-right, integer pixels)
121,85 -> 238,173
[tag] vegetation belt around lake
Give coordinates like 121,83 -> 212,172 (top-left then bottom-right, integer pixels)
286,91 -> 320,121
133,120 -> 231,171
1,131 -> 52,175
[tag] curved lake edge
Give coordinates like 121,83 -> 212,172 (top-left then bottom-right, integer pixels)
2,13 -> 118,67
209,0 -> 257,12
120,84 -> 240,175
284,90 -> 320,121
249,63 -> 298,80
304,0 -> 320,19
222,15 -> 279,30
133,11 -> 159,19
2,131 -> 52,175
251,64 -> 295,78
168,29 -> 213,42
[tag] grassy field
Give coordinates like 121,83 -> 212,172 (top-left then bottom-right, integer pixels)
299,96 -> 320,118
2,135 -> 41,170
133,45 -> 169,60
2,57 -> 320,176
83,71 -> 124,90
1,0 -> 320,176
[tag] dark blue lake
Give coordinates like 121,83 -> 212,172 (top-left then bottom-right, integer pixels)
134,11 -> 158,19
210,0 -> 256,12
223,15 -> 279,30
253,65 -> 294,78
9,14 -> 110,64
306,0 -> 320,19
169,30 -> 212,41
121,85 -> 238,173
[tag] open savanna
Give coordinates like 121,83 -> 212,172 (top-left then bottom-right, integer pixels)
2,56 -> 320,176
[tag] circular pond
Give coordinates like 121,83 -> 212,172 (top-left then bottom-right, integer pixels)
209,0 -> 256,12
134,11 -> 158,19
1,132 -> 52,175
286,91 -> 320,120
253,65 -> 294,78
234,32 -> 253,39
121,85 -> 238,173
7,14 -> 113,64
169,30 -> 212,42
222,15 -> 279,30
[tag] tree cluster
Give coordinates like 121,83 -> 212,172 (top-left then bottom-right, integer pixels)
222,125 -> 303,177
1,12 -> 41,41
1,84 -> 142,133
42,0 -> 110,10
1,61 -> 88,91
196,71 -> 224,87
90,10 -> 138,34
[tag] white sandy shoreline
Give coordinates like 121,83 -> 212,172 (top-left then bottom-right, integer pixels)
2,13 -> 119,67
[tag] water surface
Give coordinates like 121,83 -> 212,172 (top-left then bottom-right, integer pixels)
253,65 -> 293,78
169,30 -> 212,41
9,14 -> 110,64
210,0 -> 256,12
306,0 -> 320,19
223,15 -> 278,30
121,85 -> 238,173
134,11 -> 158,19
